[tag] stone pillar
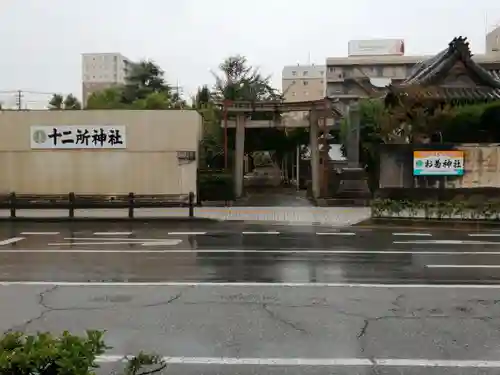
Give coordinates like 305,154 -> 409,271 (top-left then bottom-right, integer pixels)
347,102 -> 360,167
309,110 -> 320,199
234,114 -> 245,198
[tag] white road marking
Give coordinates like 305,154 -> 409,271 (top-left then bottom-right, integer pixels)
49,242 -> 142,246
242,231 -> 280,235
469,233 -> 500,237
167,232 -> 207,235
316,232 -> 356,236
0,237 -> 25,246
20,232 -> 60,235
4,249 -> 500,255
94,356 -> 500,368
392,233 -> 432,236
141,240 -> 183,246
394,240 -> 500,245
3,281 -> 500,288
426,265 -> 500,269
48,239 -> 182,246
93,232 -> 132,236
62,237 -> 170,241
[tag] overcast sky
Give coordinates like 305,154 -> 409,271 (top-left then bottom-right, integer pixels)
1,0 -> 499,108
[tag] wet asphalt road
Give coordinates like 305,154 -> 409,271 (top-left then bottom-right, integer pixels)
3,221 -> 500,374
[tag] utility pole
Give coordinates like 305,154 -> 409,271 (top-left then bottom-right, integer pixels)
15,90 -> 23,111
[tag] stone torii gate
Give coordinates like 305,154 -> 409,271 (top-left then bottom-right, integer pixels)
214,98 -> 350,199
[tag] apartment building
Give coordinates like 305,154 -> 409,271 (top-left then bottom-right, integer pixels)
326,27 -> 500,100
81,53 -> 132,105
282,64 -> 326,102
486,25 -> 500,55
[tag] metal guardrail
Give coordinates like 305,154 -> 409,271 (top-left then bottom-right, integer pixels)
0,192 -> 195,218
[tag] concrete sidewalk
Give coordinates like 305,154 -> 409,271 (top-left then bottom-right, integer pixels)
0,206 -> 370,226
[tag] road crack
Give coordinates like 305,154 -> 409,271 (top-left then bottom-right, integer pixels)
141,287 -> 192,308
6,285 -> 60,333
262,304 -> 308,334
357,319 -> 369,339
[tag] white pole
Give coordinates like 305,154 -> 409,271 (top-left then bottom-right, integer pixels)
296,145 -> 300,190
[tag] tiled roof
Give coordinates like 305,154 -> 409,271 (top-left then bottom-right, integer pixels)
424,87 -> 500,100
489,69 -> 500,81
403,37 -> 500,89
392,37 -> 500,101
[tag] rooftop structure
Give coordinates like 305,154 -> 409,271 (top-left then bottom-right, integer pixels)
388,37 -> 500,102
325,28 -> 500,102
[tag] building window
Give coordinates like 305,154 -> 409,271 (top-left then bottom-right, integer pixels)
319,71 -> 324,75
303,71 -> 309,76
292,92 -> 296,96
303,80 -> 309,86
292,71 -> 297,76
338,73 -> 343,79
329,67 -> 334,72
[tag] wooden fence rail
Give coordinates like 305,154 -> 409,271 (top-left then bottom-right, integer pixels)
0,192 -> 195,219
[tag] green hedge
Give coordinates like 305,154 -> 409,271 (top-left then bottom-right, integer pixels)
198,169 -> 235,201
371,198 -> 500,220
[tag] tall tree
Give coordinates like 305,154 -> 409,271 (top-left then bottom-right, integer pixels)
48,94 -> 64,110
122,60 -> 172,104
195,85 -> 211,108
212,55 -> 292,169
85,60 -> 185,110
212,55 -> 280,102
63,94 -> 82,110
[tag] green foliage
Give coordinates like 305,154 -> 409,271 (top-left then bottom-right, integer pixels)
0,330 -> 165,375
198,102 -> 224,168
86,88 -> 126,110
85,60 -> 186,110
371,198 -> 500,221
48,94 -> 64,110
49,94 -> 82,110
439,101 -> 500,142
212,55 -> 280,103
198,170 -> 235,201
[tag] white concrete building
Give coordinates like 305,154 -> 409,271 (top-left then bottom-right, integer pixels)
282,64 -> 326,102
81,53 -> 132,106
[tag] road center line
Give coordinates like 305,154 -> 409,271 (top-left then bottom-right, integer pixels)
20,232 -> 60,235
62,238 -> 166,241
0,237 -> 25,246
48,240 -> 182,246
242,231 -> 280,235
93,356 -> 500,368
93,232 -> 133,235
167,232 -> 207,235
316,232 -> 356,236
392,233 -> 432,236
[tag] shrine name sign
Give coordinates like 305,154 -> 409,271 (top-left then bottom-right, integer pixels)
30,125 -> 127,149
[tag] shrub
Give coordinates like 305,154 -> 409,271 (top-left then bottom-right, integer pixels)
0,330 -> 165,375
198,169 -> 235,201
